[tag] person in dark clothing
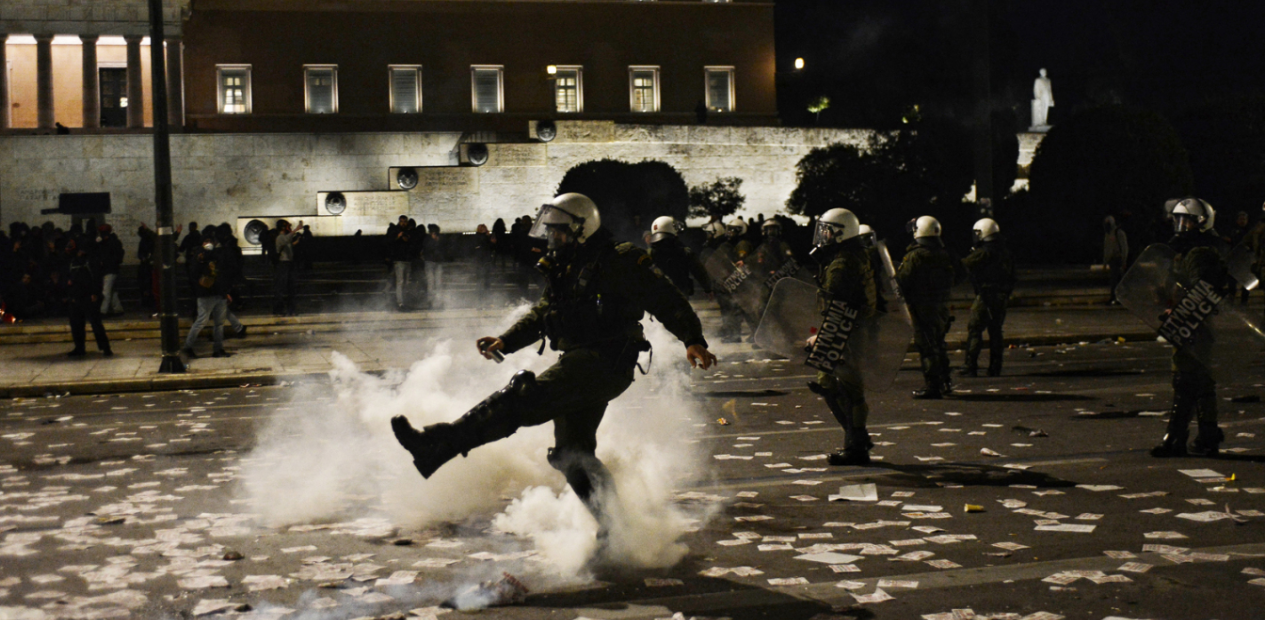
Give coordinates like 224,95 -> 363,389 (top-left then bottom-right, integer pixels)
391,193 -> 716,542
423,224 -> 448,308
178,222 -> 202,318
896,216 -> 960,399
387,218 -> 416,310
96,225 -> 125,316
64,239 -> 112,357
273,220 -> 302,316
181,236 -> 231,358
473,223 -> 496,299
1226,211 -> 1252,304
1151,198 -> 1234,458
960,218 -> 1016,377
647,216 -> 710,297
136,224 -> 157,312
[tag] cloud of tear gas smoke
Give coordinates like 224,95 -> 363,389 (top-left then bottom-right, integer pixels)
238,307 -> 716,579
491,320 -> 717,572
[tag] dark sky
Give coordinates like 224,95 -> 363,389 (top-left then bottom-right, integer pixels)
774,0 -> 1265,128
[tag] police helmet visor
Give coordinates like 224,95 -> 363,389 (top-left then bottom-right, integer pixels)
812,220 -> 842,247
528,204 -> 579,240
1172,212 -> 1200,233
905,218 -> 919,236
726,225 -> 744,236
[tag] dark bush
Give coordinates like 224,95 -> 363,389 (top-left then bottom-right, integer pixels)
555,159 -> 689,243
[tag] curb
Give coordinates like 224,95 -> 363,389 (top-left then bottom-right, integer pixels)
0,329 -> 1160,398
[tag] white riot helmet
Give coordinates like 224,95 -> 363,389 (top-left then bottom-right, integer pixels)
761,218 -> 783,238
1171,197 -> 1212,234
856,223 -> 876,248
703,220 -> 726,239
649,216 -> 680,243
529,193 -> 601,250
726,217 -> 749,237
907,215 -> 942,239
813,208 -> 860,247
972,218 -> 1000,244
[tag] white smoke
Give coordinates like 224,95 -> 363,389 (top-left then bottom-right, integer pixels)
237,308 -> 716,582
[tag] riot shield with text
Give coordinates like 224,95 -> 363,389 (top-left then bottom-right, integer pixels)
753,275 -> 914,392
1116,243 -> 1265,384
704,251 -> 772,320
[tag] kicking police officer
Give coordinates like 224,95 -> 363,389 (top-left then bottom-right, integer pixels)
391,193 -> 718,530
960,218 -> 1016,377
896,216 -> 959,399
808,208 -> 878,465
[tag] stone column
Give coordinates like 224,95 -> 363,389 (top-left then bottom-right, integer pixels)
165,37 -> 183,129
125,35 -> 144,128
36,34 -> 55,130
80,34 -> 100,129
0,34 -> 9,130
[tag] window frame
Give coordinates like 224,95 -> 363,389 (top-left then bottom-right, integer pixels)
704,66 -> 736,113
303,64 -> 339,114
470,65 -> 505,114
628,65 -> 661,113
552,65 -> 583,114
388,65 -> 423,114
216,64 -> 252,115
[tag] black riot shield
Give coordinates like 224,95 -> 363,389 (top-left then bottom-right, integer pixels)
1116,244 -> 1265,384
704,250 -> 772,320
753,243 -> 914,392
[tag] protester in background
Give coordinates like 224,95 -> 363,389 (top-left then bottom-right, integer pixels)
181,235 -> 230,358
178,222 -> 202,318
136,224 -> 156,313
1103,215 -> 1129,304
96,225 -> 125,316
387,218 -> 415,310
423,224 -> 447,309
1226,211 -> 1252,304
64,239 -> 112,358
474,223 -> 495,299
273,220 -> 302,316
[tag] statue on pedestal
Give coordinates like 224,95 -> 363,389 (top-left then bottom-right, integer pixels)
1030,68 -> 1053,131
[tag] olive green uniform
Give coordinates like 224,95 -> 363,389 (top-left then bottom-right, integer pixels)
961,237 -> 1016,375
495,229 -> 707,503
896,239 -> 959,394
812,239 -> 877,457
717,238 -> 757,342
1155,232 -> 1232,456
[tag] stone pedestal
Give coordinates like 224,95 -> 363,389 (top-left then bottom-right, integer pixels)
81,35 -> 100,129
36,34 -> 54,130
125,35 -> 144,129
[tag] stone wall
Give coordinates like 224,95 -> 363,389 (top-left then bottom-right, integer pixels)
0,121 -> 872,260
0,0 -> 185,36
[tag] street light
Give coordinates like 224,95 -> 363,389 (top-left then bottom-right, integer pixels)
794,57 -> 805,71
546,64 -> 557,76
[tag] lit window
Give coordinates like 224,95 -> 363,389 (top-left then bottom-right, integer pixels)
629,66 -> 660,113
390,66 -> 422,114
471,66 -> 504,113
553,66 -> 582,113
706,67 -> 735,112
305,65 -> 338,114
217,65 -> 251,114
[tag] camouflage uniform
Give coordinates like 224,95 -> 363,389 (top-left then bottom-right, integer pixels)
811,238 -> 877,463
896,239 -> 958,396
393,228 -> 707,519
961,237 -> 1016,376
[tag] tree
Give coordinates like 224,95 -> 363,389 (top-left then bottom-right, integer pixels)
785,120 -> 977,253
556,159 -> 689,242
1177,95 -> 1265,217
688,177 -> 746,221
1024,105 -> 1193,263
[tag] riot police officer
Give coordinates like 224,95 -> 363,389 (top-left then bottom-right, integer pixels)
1151,198 -> 1232,457
960,218 -> 1016,377
391,194 -> 718,530
896,216 -> 959,399
808,208 -> 878,465
648,216 -> 710,297
717,217 -> 757,342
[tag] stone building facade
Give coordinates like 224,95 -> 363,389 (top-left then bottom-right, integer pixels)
0,121 -> 870,257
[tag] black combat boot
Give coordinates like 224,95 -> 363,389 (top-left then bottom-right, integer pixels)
986,363 -> 1002,377
958,366 -> 979,378
828,427 -> 873,466
391,371 -> 534,478
912,379 -> 943,400
1152,386 -> 1197,458
1188,424 -> 1225,457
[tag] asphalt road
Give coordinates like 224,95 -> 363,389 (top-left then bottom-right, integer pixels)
2,339 -> 1264,620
